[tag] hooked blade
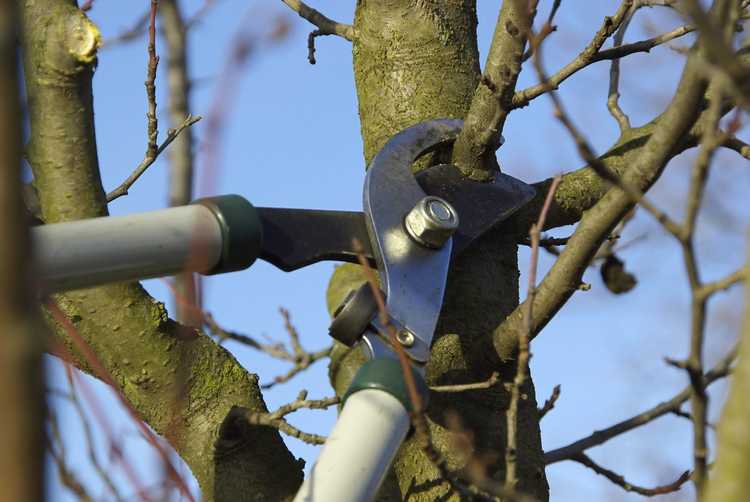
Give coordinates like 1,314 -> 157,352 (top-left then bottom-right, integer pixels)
258,208 -> 374,271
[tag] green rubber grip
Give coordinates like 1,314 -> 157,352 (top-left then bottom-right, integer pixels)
193,195 -> 263,275
343,358 -> 429,413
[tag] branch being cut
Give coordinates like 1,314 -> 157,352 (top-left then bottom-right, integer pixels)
450,0 -> 537,180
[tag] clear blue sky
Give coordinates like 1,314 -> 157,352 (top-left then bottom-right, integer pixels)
45,1 -> 749,501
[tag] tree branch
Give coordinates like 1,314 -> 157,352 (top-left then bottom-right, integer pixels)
280,0 -> 353,63
544,343 -> 736,464
571,453 -> 691,496
493,48 -> 710,361
451,0 -> 537,180
230,390 -> 339,445
512,1 -> 634,109
106,115 -> 200,202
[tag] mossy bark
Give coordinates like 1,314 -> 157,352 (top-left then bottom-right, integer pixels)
326,1 -> 549,500
19,1 -> 302,500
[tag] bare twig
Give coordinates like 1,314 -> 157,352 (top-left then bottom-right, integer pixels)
146,0 -> 160,160
430,372 -> 500,393
513,1 -> 635,108
537,385 -> 561,420
544,343 -> 737,464
722,135 -> 750,159
522,0 -> 562,62
572,453 -> 691,496
79,0 -> 94,12
506,175 -> 562,490
593,24 -> 695,63
204,311 -> 332,388
62,373 -> 124,501
607,1 -> 638,131
48,411 -> 94,501
238,390 -> 339,445
529,23 -> 683,238
280,0 -> 354,64
106,115 -> 201,202
698,267 -> 747,299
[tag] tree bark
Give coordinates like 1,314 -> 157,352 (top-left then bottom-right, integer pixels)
327,1 -> 548,499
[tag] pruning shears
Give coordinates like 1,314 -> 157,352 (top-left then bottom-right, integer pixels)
33,119 -> 535,501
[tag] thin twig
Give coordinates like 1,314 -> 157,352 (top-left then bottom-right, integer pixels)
48,411 -> 94,502
204,311 -> 332,388
513,0 -> 635,108
544,343 -> 737,464
522,0 -> 562,62
538,384 -> 561,420
63,375 -> 124,501
240,390 -> 339,445
146,0 -> 160,160
106,115 -> 201,202
722,135 -> 750,159
280,0 -> 354,64
607,1 -> 638,131
430,372 -> 500,393
572,453 -> 691,496
528,21 -> 683,238
506,175 -> 562,490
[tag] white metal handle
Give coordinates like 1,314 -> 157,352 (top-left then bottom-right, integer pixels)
293,389 -> 410,502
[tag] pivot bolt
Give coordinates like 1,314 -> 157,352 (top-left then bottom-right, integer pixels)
396,329 -> 415,348
404,196 -> 459,249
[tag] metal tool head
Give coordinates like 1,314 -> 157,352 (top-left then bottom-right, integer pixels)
361,119 -> 534,363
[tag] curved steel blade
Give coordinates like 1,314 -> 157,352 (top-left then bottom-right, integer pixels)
363,119 -> 462,362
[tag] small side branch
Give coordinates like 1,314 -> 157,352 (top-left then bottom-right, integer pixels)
506,175 -> 562,490
106,115 -> 201,202
544,343 -> 737,464
234,390 -> 339,445
572,453 -> 691,496
537,384 -> 561,420
429,372 -> 500,393
204,310 -> 332,388
280,0 -> 354,64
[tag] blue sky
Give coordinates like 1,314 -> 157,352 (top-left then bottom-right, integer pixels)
45,1 -> 749,501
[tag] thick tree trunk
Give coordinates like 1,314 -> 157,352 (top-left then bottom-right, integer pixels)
327,1 -> 548,500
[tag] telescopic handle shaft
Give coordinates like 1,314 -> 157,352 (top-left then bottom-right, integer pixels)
32,195 -> 262,293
